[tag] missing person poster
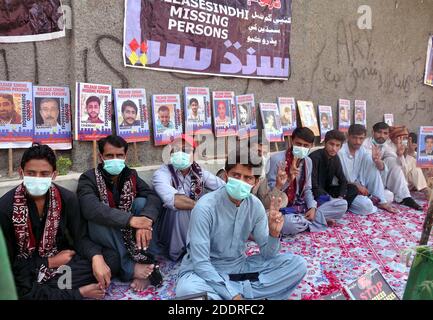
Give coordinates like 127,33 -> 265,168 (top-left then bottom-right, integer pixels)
297,100 -> 319,137
0,81 -> 33,149
384,113 -> 394,126
344,269 -> 398,300
417,126 -> 433,168
75,82 -> 113,141
278,97 -> 296,136
318,105 -> 333,142
184,87 -> 212,135
338,99 -> 351,132
33,86 -> 72,150
152,94 -> 183,146
236,94 -> 256,140
354,100 -> 367,127
0,0 -> 65,43
424,36 -> 433,87
260,103 -> 283,142
212,91 -> 237,137
114,88 -> 150,143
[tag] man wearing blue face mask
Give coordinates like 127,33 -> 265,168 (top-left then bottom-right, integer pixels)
152,134 -> 225,261
176,146 -> 307,300
77,135 -> 163,292
267,127 -> 343,235
0,144 -> 120,300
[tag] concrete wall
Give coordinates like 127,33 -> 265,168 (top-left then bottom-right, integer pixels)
1,0 -> 432,178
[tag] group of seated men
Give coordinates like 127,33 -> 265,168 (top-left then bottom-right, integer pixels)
0,121 -> 430,300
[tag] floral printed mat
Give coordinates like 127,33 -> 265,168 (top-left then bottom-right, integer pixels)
105,193 -> 432,300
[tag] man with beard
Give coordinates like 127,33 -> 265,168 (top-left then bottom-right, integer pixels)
37,98 -> 61,129
120,100 -> 140,127
0,94 -> 21,125
85,96 -> 104,124
339,124 -> 398,215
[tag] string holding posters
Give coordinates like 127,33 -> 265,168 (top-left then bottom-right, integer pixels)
424,36 -> 433,87
75,83 -> 113,141
236,94 -> 256,140
212,91 -> 237,137
417,126 -> 433,168
0,0 -> 65,43
33,86 -> 72,150
338,99 -> 351,132
123,0 -> 293,80
297,100 -> 319,137
259,103 -> 283,142
114,88 -> 150,143
184,87 -> 212,135
278,97 -> 297,136
354,100 -> 367,127
318,105 -> 333,142
384,113 -> 394,126
152,94 -> 183,146
0,81 -> 33,149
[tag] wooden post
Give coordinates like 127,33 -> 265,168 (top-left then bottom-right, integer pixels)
92,140 -> 98,168
8,148 -> 13,178
420,194 -> 433,245
133,142 -> 139,165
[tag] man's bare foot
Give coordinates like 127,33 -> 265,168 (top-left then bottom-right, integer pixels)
378,203 -> 399,214
79,283 -> 105,300
133,263 -> 154,280
130,278 -> 151,292
326,219 -> 336,227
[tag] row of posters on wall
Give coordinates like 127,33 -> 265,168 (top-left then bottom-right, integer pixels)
1,80 -> 432,167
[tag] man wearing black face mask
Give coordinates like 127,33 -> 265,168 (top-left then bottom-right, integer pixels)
267,127 -> 344,236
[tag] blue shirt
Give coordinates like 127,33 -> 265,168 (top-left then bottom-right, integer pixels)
178,187 -> 281,300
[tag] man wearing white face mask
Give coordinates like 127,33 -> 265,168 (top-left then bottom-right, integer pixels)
267,127 -> 344,236
176,146 -> 307,300
77,135 -> 163,292
152,134 -> 225,261
0,144 -> 121,300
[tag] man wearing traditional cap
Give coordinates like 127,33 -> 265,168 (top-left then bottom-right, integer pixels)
383,126 -> 431,202
152,134 -> 225,261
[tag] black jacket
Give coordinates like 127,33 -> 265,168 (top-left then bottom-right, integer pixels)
309,148 -> 348,199
77,165 -> 162,228
0,184 -> 101,300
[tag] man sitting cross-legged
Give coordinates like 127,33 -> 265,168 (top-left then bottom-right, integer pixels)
0,144 -> 119,300
175,145 -> 307,300
77,135 -> 163,292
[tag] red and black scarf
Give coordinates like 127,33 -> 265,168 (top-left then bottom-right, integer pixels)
12,183 -> 62,283
94,168 -> 154,264
168,162 -> 203,200
285,148 -> 308,206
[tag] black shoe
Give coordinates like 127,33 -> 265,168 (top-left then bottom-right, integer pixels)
400,197 -> 422,210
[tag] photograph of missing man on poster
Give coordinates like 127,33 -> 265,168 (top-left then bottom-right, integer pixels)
278,97 -> 297,136
384,114 -> 394,126
0,81 -> 33,149
152,94 -> 182,146
114,88 -> 150,143
318,105 -> 334,142
354,100 -> 367,127
33,86 -> 72,150
184,87 -> 212,135
297,100 -> 320,137
417,126 -> 433,168
0,0 -> 65,43
75,82 -> 112,141
236,94 -> 256,140
260,103 -> 283,142
338,99 -> 351,132
212,91 -> 237,137
424,36 -> 433,87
